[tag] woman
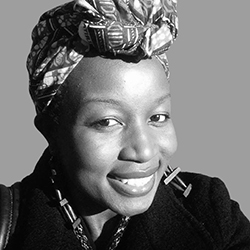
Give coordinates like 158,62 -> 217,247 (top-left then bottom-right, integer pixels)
1,0 -> 250,249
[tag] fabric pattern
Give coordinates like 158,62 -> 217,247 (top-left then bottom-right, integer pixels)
27,0 -> 178,114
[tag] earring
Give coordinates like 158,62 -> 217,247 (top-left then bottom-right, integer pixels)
164,165 -> 192,198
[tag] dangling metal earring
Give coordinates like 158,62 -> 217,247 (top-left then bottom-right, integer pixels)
164,165 -> 192,198
163,166 -> 181,185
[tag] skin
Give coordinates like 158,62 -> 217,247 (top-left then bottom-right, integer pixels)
42,55 -> 177,244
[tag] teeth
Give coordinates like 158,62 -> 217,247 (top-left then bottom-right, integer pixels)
120,179 -> 128,184
119,175 -> 153,187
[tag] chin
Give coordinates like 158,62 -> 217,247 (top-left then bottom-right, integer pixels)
125,205 -> 152,217
113,189 -> 157,217
121,200 -> 154,217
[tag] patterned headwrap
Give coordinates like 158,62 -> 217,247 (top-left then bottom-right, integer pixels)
27,0 -> 178,114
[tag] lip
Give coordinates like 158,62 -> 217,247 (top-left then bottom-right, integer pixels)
107,165 -> 159,197
108,165 -> 159,180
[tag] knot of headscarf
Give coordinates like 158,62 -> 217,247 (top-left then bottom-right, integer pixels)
76,0 -> 178,56
27,0 -> 178,114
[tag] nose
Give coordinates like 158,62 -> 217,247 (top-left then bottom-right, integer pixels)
118,124 -> 157,163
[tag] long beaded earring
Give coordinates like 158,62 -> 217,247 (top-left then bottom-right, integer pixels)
163,165 -> 192,198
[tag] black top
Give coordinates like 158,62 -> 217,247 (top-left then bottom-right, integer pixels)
6,149 -> 250,250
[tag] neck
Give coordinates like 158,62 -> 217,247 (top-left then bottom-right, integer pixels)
83,210 -> 119,242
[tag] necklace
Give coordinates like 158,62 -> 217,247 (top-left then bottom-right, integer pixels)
49,164 -> 130,250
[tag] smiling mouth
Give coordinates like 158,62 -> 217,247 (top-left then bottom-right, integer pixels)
117,175 -> 154,187
108,172 -> 157,197
108,165 -> 159,197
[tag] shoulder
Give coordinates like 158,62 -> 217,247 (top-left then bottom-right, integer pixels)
177,172 -> 242,221
173,172 -> 250,249
178,171 -> 231,206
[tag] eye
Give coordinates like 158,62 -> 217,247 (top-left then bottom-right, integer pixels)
97,119 -> 118,127
149,114 -> 170,124
91,118 -> 122,130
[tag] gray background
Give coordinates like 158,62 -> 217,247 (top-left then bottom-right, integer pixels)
0,1 -> 249,219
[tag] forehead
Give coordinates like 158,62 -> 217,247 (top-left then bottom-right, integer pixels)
63,56 -> 170,113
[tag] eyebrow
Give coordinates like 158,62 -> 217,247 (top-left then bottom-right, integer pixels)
81,93 -> 171,106
155,93 -> 171,105
81,97 -> 122,106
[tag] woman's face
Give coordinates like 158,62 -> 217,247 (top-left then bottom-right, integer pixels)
54,56 -> 177,217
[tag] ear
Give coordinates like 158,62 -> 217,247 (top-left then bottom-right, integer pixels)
34,114 -> 57,147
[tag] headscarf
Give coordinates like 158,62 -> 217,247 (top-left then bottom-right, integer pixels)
27,0 -> 178,114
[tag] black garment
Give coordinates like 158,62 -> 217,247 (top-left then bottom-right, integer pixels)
6,150 -> 250,249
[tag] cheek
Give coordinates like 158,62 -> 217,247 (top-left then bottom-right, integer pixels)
59,128 -> 119,176
159,123 -> 178,157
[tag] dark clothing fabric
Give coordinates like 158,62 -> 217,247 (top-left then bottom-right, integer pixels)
6,150 -> 250,250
